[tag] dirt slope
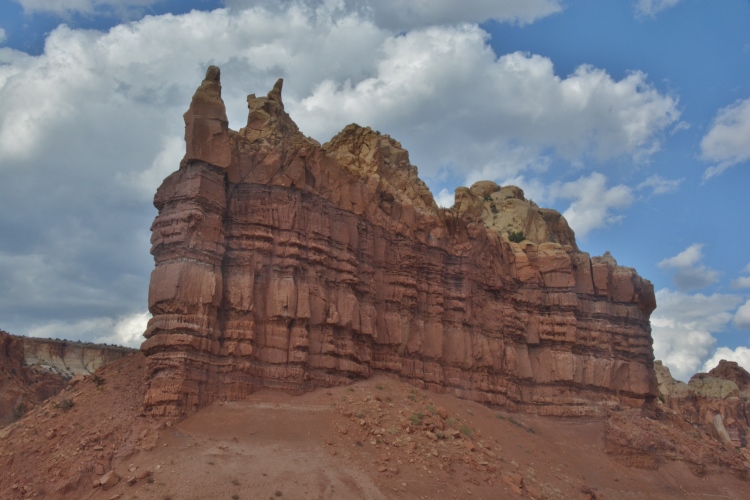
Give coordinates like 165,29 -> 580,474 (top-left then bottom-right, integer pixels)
1,354 -> 748,499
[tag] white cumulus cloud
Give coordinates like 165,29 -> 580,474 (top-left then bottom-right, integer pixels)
732,263 -> 750,289
701,97 -> 750,179
637,174 -> 683,195
0,28 -> 6,44
297,28 -> 679,182
435,188 -> 455,208
359,0 -> 564,30
547,172 -> 633,238
226,0 -> 565,30
635,0 -> 683,18
735,299 -> 750,329
657,243 -> 719,291
27,311 -> 149,348
652,288 -> 743,381
15,0 -> 163,16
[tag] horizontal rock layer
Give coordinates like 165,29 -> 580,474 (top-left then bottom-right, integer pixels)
20,337 -> 135,378
142,67 -> 658,418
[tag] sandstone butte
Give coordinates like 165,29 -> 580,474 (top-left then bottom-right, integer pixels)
141,66 -> 659,420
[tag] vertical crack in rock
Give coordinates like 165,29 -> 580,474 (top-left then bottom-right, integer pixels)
142,67 -> 658,419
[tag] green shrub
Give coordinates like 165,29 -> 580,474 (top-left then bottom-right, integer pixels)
459,424 -> 473,437
508,230 -> 525,243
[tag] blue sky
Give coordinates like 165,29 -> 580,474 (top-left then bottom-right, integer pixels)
0,0 -> 748,380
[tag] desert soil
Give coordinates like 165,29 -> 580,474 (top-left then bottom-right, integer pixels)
1,354 -> 749,499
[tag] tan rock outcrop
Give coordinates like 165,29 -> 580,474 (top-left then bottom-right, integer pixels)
453,181 -> 577,249
656,359 -> 750,449
142,67 -> 658,419
20,337 -> 134,378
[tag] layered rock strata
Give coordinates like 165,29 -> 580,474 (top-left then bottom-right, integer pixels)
142,67 -> 658,418
0,331 -> 65,426
1,331 -> 136,426
656,360 -> 750,451
20,336 -> 135,378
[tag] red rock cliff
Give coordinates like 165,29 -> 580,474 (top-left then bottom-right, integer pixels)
1,331 -> 65,426
142,67 -> 658,418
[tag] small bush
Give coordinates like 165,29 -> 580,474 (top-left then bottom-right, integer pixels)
408,413 -> 423,425
91,374 -> 105,386
375,384 -> 383,390
459,424 -> 473,437
483,194 -> 492,202
11,402 -> 26,420
54,398 -> 74,411
508,230 -> 525,243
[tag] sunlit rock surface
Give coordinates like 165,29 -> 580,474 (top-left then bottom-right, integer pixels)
142,67 -> 658,418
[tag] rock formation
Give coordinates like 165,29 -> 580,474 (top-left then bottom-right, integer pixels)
0,330 -> 65,426
1,330 -> 135,426
142,66 -> 658,418
656,360 -> 750,453
20,336 -> 134,378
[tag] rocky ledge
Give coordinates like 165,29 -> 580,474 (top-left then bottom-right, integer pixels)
142,67 -> 657,418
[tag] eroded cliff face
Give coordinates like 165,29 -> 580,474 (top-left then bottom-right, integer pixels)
1,331 -> 136,426
142,67 -> 658,418
1,331 -> 65,426
656,360 -> 750,453
21,337 -> 135,378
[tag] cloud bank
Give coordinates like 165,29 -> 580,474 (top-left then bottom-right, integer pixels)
0,3 -> 681,347
15,0 -> 165,16
651,289 -> 743,380
658,243 -> 719,291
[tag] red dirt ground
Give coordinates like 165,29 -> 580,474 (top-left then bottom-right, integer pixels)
1,353 -> 749,499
